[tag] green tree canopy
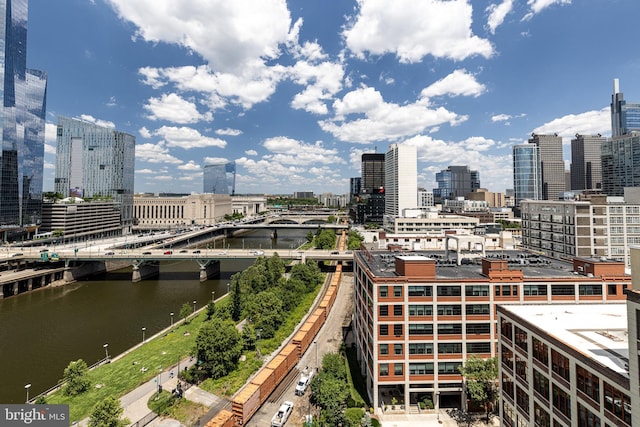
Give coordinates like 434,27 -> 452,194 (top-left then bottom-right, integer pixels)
459,355 -> 498,419
179,302 -> 192,322
244,290 -> 284,338
315,229 -> 337,249
63,359 -> 91,396
88,396 -> 128,427
194,318 -> 243,379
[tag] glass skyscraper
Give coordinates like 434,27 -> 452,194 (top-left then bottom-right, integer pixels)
611,78 -> 640,137
433,165 -> 480,202
54,116 -> 135,233
0,0 -> 48,232
601,134 -> 640,197
203,161 -> 236,195
513,144 -> 542,206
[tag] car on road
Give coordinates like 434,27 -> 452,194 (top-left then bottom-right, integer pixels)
179,249 -> 188,253
217,251 -> 227,255
271,401 -> 293,427
192,250 -> 201,254
11,253 -> 23,257
104,251 -> 115,255
163,250 -> 173,255
249,250 -> 265,256
330,251 -> 339,255
142,251 -> 152,255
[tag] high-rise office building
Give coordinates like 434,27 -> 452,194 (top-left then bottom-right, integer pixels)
611,78 -> 640,137
54,116 -> 135,233
0,0 -> 48,234
528,133 -> 565,201
433,165 -> 480,202
349,177 -> 361,203
203,161 -> 236,195
601,133 -> 640,196
361,153 -> 385,193
570,134 -> 605,191
512,143 -> 542,206
385,144 -> 417,218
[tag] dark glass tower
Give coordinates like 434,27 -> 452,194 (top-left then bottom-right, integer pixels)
203,161 -> 236,195
611,78 -> 640,137
0,0 -> 48,231
433,165 -> 480,202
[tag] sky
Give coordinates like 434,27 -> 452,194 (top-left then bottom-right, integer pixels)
27,0 -> 640,196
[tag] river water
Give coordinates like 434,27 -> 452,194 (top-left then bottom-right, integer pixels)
0,229 -> 308,403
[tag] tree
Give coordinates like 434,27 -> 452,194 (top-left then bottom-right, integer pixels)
315,229 -> 337,249
305,231 -> 314,243
205,301 -> 215,320
88,396 -> 128,427
458,355 -> 498,422
326,215 -> 337,224
63,359 -> 91,396
179,302 -> 192,323
244,290 -> 284,338
193,318 -> 243,379
231,277 -> 242,321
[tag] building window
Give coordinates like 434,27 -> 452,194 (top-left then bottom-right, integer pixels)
579,285 -> 602,296
380,286 -> 388,297
380,363 -> 389,376
514,326 -> 528,351
438,362 -> 462,374
502,373 -> 514,398
576,365 -> 600,403
409,324 -> 433,335
466,304 -> 490,315
394,363 -> 404,376
603,382 -> 631,424
515,355 -> 527,383
438,342 -> 462,354
516,385 -> 529,415
551,349 -> 570,382
552,385 -> 571,419
393,305 -> 403,316
394,324 -> 403,336
533,369 -> 549,401
408,304 -> 433,316
394,286 -> 402,297
577,402 -> 600,427
379,344 -> 389,355
409,343 -> 433,354
551,284 -> 575,296
379,305 -> 388,316
534,402 -> 551,427
523,285 -> 547,296
465,285 -> 489,296
437,286 -> 461,296
379,324 -> 389,336
501,319 -> 513,341
532,337 -> 548,366
501,346 -> 514,371
437,305 -> 462,316
466,323 -> 490,334
394,344 -> 403,355
409,363 -> 434,375
466,342 -> 491,354
408,285 -> 432,296
438,323 -> 462,335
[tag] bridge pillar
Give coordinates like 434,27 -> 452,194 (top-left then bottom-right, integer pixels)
27,278 -> 33,291
12,282 -> 18,295
132,261 -> 160,283
197,260 -> 220,282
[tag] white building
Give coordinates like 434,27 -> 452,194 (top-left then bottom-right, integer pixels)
385,144 -> 417,220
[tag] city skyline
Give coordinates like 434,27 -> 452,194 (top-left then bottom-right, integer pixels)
27,0 -> 640,195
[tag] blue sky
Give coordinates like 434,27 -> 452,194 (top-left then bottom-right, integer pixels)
28,0 -> 640,195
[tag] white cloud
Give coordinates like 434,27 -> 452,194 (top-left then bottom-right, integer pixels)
106,96 -> 117,107
492,114 -> 511,122
44,143 -> 56,155
136,141 -> 183,164
523,0 -> 571,20
203,157 -> 230,164
44,161 -> 55,170
152,126 -> 227,149
45,122 -> 57,144
177,160 -> 201,171
144,93 -> 213,124
486,0 -> 513,34
532,107 -> 610,142
320,86 -> 466,143
343,0 -> 493,63
139,127 -> 152,138
289,60 -> 344,115
420,69 -> 486,100
77,114 -> 115,128
215,128 -> 243,136
262,136 -> 345,166
244,149 -> 258,156
136,169 -> 155,174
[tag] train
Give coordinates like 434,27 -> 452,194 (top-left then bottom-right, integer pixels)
205,231 -> 347,427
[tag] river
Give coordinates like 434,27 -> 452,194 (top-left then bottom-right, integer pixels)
0,228 -> 308,403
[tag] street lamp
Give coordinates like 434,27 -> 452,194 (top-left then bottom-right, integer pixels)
25,384 -> 31,404
192,300 -> 197,313
103,343 -> 109,361
256,328 -> 262,358
436,391 -> 440,422
226,283 -> 230,294
313,340 -> 318,368
211,291 -> 215,304
142,327 -> 146,343
170,312 -> 174,326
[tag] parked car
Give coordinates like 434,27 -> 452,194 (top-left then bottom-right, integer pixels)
163,250 -> 173,255
271,401 -> 293,427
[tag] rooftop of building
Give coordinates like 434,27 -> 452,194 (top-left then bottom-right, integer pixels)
356,249 -> 623,280
499,303 -> 629,378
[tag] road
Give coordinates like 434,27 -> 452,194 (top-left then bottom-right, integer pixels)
246,270 -> 354,427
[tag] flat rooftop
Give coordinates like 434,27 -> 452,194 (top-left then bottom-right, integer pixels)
358,250 -> 580,279
500,304 -> 629,377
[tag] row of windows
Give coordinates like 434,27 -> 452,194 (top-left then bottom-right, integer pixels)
381,284 -> 624,298
380,323 -> 491,336
379,304 -> 490,317
380,361 -> 465,375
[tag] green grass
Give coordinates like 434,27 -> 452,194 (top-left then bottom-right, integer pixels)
46,312 -> 207,424
345,345 -> 369,408
148,392 -> 208,426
